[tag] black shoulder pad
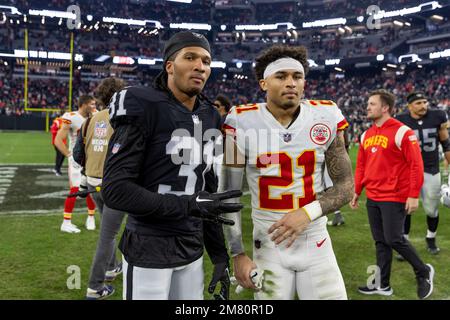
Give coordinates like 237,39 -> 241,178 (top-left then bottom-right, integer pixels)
108,86 -> 143,120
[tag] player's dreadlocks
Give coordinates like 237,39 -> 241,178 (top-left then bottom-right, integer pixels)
95,77 -> 126,109
254,45 -> 309,81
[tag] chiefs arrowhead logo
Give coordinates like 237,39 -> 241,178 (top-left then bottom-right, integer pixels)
310,123 -> 331,145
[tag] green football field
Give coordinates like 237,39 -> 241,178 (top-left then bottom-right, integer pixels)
1,130 -> 449,300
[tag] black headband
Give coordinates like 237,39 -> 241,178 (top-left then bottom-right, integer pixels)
407,92 -> 427,104
163,31 -> 211,64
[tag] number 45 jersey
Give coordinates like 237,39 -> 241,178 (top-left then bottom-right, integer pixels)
396,109 -> 448,174
224,100 -> 348,226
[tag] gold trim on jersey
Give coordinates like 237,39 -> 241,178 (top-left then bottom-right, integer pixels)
256,152 -> 295,212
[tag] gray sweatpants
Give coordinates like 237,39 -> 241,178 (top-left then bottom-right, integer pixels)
87,183 -> 126,290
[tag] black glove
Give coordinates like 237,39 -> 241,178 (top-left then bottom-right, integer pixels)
208,261 -> 230,300
187,190 -> 243,225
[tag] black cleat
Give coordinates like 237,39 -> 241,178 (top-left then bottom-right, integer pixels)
426,237 -> 440,255
417,264 -> 434,300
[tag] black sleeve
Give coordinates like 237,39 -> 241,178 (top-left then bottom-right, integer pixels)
102,123 -> 190,220
440,110 -> 448,126
72,128 -> 85,167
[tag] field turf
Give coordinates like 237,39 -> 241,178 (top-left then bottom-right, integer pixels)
1,130 -> 449,300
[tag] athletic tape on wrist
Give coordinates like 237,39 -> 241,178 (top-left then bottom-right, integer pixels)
302,200 -> 323,221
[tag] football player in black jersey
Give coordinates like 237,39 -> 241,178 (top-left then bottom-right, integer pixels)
102,31 -> 243,300
396,92 -> 450,255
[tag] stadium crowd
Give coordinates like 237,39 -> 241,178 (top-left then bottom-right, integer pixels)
2,63 -> 449,141
6,0 -> 430,24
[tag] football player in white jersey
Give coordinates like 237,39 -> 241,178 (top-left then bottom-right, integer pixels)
54,95 -> 97,233
219,45 -> 354,300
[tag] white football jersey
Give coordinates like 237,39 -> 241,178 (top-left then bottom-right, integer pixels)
224,100 -> 348,226
61,111 -> 86,151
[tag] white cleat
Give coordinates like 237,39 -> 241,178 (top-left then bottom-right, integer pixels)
61,221 -> 81,234
86,216 -> 96,231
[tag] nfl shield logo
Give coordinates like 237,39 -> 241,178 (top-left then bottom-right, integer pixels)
112,143 -> 121,154
283,133 -> 292,142
192,114 -> 200,124
94,121 -> 107,138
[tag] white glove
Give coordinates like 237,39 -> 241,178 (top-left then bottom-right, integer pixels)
68,155 -> 82,169
231,268 -> 264,294
440,184 -> 450,207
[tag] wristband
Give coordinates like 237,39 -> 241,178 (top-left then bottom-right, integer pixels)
303,200 -> 323,221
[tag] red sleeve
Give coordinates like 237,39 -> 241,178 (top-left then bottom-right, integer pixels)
401,130 -> 424,198
354,140 -> 366,195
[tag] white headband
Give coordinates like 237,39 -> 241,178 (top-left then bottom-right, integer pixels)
263,57 -> 305,79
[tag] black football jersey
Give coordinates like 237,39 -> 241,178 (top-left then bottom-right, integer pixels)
102,85 -> 227,268
396,109 -> 448,174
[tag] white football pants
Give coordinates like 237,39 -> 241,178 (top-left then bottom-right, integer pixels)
420,172 -> 441,218
252,218 -> 347,300
122,255 -> 204,300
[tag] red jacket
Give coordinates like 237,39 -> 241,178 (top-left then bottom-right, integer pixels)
354,118 -> 424,203
50,117 -> 66,145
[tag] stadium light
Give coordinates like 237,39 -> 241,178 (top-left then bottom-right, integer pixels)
356,16 -> 364,23
29,9 -> 76,19
303,18 -> 347,28
0,5 -> 22,15
137,58 -> 157,65
236,62 -> 243,68
95,55 -> 110,62
211,61 -> 226,69
307,59 -> 318,67
235,22 -> 295,31
220,25 -> 226,31
112,56 -> 135,65
170,23 -> 211,31
325,59 -> 340,66
377,54 -> 385,61
373,1 -> 442,20
431,14 -> 444,21
13,49 -> 84,62
102,17 -> 163,29
429,49 -> 450,59
87,14 -> 93,21
398,53 -> 421,63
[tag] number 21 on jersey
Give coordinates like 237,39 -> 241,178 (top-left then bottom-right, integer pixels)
257,150 -> 316,211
